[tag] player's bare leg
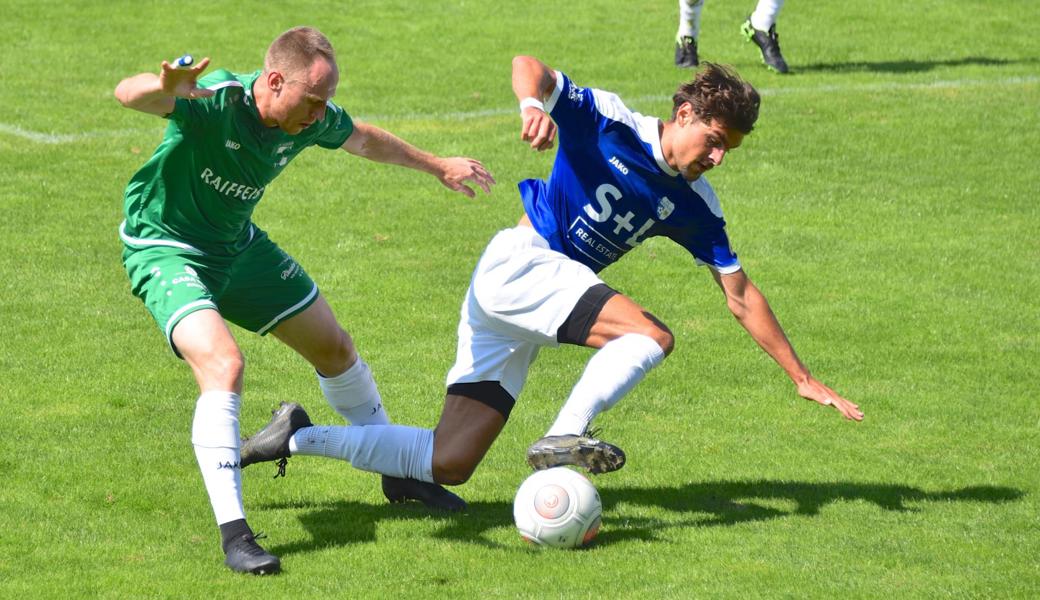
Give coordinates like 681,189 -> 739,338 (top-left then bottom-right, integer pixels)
430,394 -> 507,485
173,309 -> 279,575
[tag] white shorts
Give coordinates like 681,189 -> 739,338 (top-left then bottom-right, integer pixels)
445,226 -> 605,400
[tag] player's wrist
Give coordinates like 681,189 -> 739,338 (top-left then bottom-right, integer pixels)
519,97 -> 545,113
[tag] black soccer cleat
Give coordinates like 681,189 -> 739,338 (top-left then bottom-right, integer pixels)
240,402 -> 312,475
674,35 -> 699,68
223,533 -> 280,575
526,433 -> 626,475
382,475 -> 467,512
742,18 -> 790,74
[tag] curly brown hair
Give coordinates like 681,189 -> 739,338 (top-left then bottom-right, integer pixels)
671,63 -> 760,134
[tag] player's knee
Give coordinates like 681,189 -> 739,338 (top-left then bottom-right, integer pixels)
315,327 -> 357,376
431,454 -> 477,486
640,319 -> 675,356
201,349 -> 245,389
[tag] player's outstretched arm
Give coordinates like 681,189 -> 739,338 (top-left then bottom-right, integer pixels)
341,122 -> 495,198
114,57 -> 214,116
712,268 -> 864,421
511,56 -> 558,152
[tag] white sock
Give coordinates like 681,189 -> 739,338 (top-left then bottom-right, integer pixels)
318,357 -> 390,426
678,0 -> 704,39
289,424 -> 434,482
191,391 -> 245,525
751,0 -> 785,31
546,334 -> 666,437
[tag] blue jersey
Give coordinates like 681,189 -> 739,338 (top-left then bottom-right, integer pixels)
520,71 -> 741,275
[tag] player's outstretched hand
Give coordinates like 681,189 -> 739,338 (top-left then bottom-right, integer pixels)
797,376 -> 863,421
521,106 -> 556,152
158,57 -> 215,100
436,157 -> 496,198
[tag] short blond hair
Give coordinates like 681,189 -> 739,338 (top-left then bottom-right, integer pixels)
264,26 -> 335,75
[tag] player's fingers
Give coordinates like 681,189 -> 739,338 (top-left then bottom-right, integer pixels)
520,116 -> 537,141
460,170 -> 492,194
454,183 -> 476,198
193,57 -> 211,72
475,165 -> 496,186
531,118 -> 552,150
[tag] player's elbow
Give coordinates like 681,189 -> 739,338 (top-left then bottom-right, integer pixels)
114,81 -> 132,107
512,55 -> 536,70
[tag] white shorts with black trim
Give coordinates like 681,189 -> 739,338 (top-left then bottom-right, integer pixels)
445,226 -> 605,400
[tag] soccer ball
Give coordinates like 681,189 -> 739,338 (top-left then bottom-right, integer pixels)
513,467 -> 602,548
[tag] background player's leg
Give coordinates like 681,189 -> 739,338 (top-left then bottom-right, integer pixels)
750,0 -> 785,31
676,0 -> 704,67
173,309 -> 277,573
678,0 -> 704,39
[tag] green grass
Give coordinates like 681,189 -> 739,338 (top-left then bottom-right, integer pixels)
1,0 -> 1038,597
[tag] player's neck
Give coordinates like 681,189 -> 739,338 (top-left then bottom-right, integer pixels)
659,120 -> 679,172
250,77 -> 280,128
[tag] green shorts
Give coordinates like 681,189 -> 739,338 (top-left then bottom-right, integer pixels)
122,225 -> 318,356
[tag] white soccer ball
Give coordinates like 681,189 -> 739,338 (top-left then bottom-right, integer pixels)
513,467 -> 602,548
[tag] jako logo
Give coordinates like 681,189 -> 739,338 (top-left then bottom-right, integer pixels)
609,156 -> 629,175
225,139 -> 241,150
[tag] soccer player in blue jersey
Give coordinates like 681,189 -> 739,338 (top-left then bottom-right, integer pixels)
241,56 -> 862,497
114,27 -> 493,574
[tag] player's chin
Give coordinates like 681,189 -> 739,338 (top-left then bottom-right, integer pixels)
282,123 -> 309,135
681,167 -> 703,181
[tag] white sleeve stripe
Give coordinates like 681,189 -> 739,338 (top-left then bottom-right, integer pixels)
205,80 -> 244,92
545,70 -> 565,112
690,177 -> 724,218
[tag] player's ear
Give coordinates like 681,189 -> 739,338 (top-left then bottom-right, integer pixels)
267,70 -> 285,93
677,102 -> 696,127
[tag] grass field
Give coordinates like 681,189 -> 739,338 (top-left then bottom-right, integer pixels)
1,0 -> 1038,597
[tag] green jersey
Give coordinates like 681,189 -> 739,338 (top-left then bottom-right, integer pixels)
121,69 -> 354,256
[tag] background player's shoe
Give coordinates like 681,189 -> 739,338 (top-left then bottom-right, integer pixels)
382,475 -> 468,512
526,433 -> 626,474
674,35 -> 699,68
240,402 -> 312,474
224,532 -> 280,575
741,19 -> 790,74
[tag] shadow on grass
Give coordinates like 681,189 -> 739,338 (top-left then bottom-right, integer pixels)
794,56 -> 1038,74
259,480 -> 1022,554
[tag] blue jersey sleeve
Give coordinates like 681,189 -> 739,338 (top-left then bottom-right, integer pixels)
544,71 -> 599,140
677,225 -> 741,273
672,178 -> 741,273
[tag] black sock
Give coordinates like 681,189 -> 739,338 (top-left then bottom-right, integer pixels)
219,519 -> 253,553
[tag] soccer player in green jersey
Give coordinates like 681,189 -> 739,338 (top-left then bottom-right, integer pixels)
115,26 -> 495,575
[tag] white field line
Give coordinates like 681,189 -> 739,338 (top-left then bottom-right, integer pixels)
3,75 -> 1037,145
